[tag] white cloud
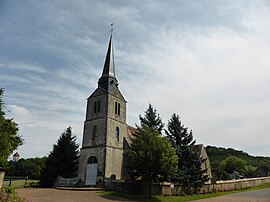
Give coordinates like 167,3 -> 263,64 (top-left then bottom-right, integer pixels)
0,62 -> 47,73
1,0 -> 270,157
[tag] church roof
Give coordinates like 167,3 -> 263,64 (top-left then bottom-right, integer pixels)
98,35 -> 119,92
101,36 -> 115,78
192,144 -> 204,153
125,125 -> 138,145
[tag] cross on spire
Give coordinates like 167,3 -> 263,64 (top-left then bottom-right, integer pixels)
110,23 -> 114,37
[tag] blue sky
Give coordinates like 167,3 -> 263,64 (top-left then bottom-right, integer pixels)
1,0 -> 270,158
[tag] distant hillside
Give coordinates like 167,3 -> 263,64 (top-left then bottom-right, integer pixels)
205,146 -> 270,179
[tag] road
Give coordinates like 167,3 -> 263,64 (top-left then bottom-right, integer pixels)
194,188 -> 270,202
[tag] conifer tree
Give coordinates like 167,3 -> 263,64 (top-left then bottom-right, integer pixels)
138,104 -> 164,133
166,113 -> 209,194
40,127 -> 79,187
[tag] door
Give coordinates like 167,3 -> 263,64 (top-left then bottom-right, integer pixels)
85,156 -> 98,186
85,163 -> 98,185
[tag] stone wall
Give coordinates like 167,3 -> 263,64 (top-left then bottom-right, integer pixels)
110,177 -> 270,196
108,181 -> 162,195
160,177 -> 270,195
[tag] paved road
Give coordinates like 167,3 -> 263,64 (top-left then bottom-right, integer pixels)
17,188 -> 136,202
194,188 -> 270,202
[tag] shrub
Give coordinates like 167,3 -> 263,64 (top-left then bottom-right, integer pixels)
1,187 -> 27,202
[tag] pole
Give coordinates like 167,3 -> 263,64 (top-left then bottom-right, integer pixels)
8,152 -> 20,187
8,162 -> 15,187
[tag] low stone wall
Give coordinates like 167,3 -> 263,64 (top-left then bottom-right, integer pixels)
160,177 -> 270,195
0,170 -> 5,188
110,177 -> 270,196
212,177 -> 270,192
109,181 -> 163,195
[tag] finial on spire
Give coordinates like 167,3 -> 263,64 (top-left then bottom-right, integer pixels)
110,23 -> 114,37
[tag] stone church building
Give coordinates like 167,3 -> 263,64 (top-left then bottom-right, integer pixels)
78,36 -> 135,186
78,36 -> 211,186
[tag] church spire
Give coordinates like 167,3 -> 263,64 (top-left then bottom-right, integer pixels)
98,31 -> 118,91
101,36 -> 115,78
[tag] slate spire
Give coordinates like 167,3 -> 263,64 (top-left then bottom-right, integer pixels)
101,36 -> 115,78
98,35 -> 118,91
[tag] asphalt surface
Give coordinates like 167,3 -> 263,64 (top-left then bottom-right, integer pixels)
193,188 -> 270,202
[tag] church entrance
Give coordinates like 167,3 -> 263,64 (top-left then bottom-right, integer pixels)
85,156 -> 98,186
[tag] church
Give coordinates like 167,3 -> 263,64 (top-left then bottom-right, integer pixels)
77,35 -> 212,186
77,35 -> 135,186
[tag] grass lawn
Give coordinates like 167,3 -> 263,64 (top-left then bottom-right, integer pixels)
2,180 -> 39,188
101,183 -> 270,202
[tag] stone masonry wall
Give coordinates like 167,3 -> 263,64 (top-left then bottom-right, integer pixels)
110,177 -> 270,196
161,177 -> 270,195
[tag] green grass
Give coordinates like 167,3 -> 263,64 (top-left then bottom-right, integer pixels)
2,180 -> 39,188
101,183 -> 270,202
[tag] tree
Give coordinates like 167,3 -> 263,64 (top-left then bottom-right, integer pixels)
206,146 -> 267,179
6,157 -> 47,179
126,126 -> 178,197
220,156 -> 256,178
166,113 -> 209,194
39,127 -> 79,187
211,160 -> 226,180
0,88 -> 23,167
138,104 -> 164,133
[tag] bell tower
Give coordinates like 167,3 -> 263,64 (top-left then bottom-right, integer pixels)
78,35 -> 127,186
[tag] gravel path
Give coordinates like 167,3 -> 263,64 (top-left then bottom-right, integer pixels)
17,188 -> 136,202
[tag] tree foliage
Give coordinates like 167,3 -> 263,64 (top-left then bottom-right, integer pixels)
138,104 -> 164,133
39,127 -> 79,187
0,88 -> 23,167
221,156 -> 256,178
166,113 -> 209,194
126,127 -> 178,197
221,156 -> 247,174
6,157 -> 47,179
206,146 -> 270,179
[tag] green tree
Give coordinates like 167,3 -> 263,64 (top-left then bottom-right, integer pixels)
166,113 -> 209,194
126,126 -> 178,197
138,104 -> 164,133
220,156 -> 256,178
206,146 -> 270,178
6,157 -> 47,179
0,88 -> 23,167
211,160 -> 226,180
39,127 -> 79,187
221,156 -> 246,174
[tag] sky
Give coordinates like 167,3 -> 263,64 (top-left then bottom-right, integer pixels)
1,0 -> 270,159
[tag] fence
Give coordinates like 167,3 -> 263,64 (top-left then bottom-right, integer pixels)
54,176 -> 78,187
2,176 -> 32,188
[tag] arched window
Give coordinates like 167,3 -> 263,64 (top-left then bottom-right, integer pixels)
94,101 -> 101,113
116,126 -> 120,141
115,102 -> 117,114
87,156 -> 98,164
94,101 -> 97,113
97,100 -> 101,112
115,102 -> 120,115
92,125 -> 97,140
